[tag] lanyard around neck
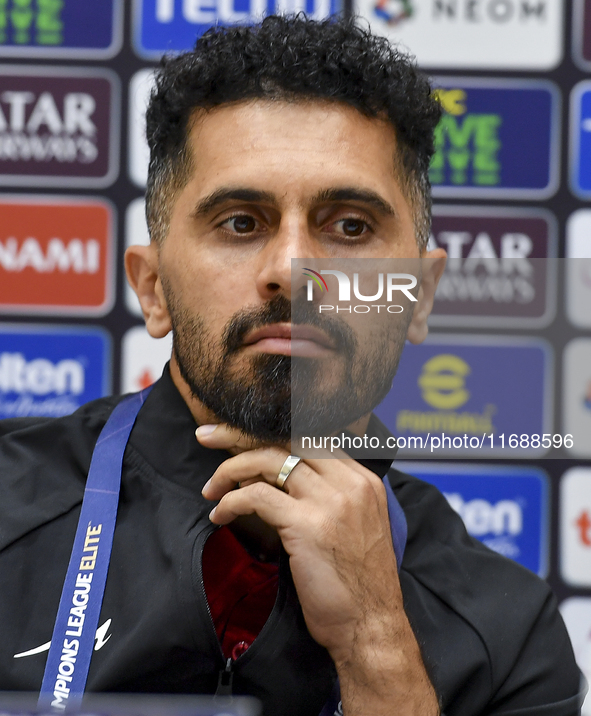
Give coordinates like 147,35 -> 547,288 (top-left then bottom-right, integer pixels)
37,384 -> 407,716
39,388 -> 152,712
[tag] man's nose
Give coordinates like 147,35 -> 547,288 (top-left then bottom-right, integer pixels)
254,218 -> 318,301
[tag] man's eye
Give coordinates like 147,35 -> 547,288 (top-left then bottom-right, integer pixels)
332,218 -> 370,237
224,215 -> 257,233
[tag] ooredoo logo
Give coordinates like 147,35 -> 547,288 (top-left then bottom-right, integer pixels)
0,66 -> 119,188
0,197 -> 114,315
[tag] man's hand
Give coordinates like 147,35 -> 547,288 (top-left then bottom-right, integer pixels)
197,424 -> 439,716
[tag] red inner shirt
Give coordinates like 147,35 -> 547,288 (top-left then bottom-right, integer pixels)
202,525 -> 279,661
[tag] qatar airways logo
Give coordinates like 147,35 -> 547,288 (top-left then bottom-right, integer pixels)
303,268 -> 418,314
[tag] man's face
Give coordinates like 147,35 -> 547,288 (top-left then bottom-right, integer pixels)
152,99 -> 426,441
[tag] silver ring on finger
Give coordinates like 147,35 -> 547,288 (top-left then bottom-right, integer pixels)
276,455 -> 301,492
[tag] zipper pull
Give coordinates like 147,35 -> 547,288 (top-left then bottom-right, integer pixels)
215,657 -> 233,696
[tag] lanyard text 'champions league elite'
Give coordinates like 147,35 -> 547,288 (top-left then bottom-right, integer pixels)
38,385 -> 407,716
38,388 -> 152,711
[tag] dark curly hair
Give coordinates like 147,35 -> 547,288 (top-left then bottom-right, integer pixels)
145,14 -> 441,249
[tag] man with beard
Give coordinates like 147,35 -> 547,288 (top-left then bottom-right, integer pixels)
0,14 -> 583,716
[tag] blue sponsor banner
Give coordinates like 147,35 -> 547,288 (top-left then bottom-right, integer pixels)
430,78 -> 560,200
396,463 -> 548,577
375,335 -> 552,457
0,325 -> 111,419
134,0 -> 338,58
570,81 -> 591,199
0,0 -> 122,59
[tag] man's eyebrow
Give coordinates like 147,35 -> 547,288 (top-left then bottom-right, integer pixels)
192,188 -> 277,217
313,188 -> 396,217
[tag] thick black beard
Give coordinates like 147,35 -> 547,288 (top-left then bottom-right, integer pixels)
166,289 -> 409,444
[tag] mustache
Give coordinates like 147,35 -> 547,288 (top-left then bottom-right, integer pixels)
221,294 -> 357,357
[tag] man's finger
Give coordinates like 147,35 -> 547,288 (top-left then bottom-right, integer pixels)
195,423 -> 260,453
210,480 -> 297,528
202,448 -> 321,500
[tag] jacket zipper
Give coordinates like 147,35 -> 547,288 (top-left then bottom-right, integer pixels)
197,524 -> 284,698
215,657 -> 234,697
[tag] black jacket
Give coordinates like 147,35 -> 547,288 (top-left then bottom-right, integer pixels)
0,368 -> 584,715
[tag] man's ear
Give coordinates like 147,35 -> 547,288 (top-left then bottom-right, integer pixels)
406,248 -> 447,345
124,243 -> 172,339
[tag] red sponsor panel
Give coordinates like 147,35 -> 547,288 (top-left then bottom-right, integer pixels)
0,197 -> 114,315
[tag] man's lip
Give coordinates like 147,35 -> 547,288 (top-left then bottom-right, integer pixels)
243,323 -> 335,349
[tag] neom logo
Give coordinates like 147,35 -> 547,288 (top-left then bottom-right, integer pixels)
432,0 -> 547,23
0,199 -> 112,314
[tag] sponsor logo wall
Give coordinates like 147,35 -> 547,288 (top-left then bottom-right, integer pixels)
375,335 -> 552,456
429,79 -> 560,198
398,462 -> 549,576
0,325 -> 110,419
0,66 -> 120,187
0,0 -> 123,58
0,196 -> 115,315
0,0 -> 589,689
570,80 -> 591,199
355,0 -> 563,69
429,206 -> 557,326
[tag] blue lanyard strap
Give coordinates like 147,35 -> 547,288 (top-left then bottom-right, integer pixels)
39,388 -> 152,712
38,385 -> 405,716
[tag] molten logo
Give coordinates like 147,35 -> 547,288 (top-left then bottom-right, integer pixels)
0,353 -> 84,396
0,198 -> 113,315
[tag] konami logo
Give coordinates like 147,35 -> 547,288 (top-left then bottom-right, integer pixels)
0,197 -> 114,315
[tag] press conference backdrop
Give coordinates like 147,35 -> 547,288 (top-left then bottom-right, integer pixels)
0,0 -> 590,706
